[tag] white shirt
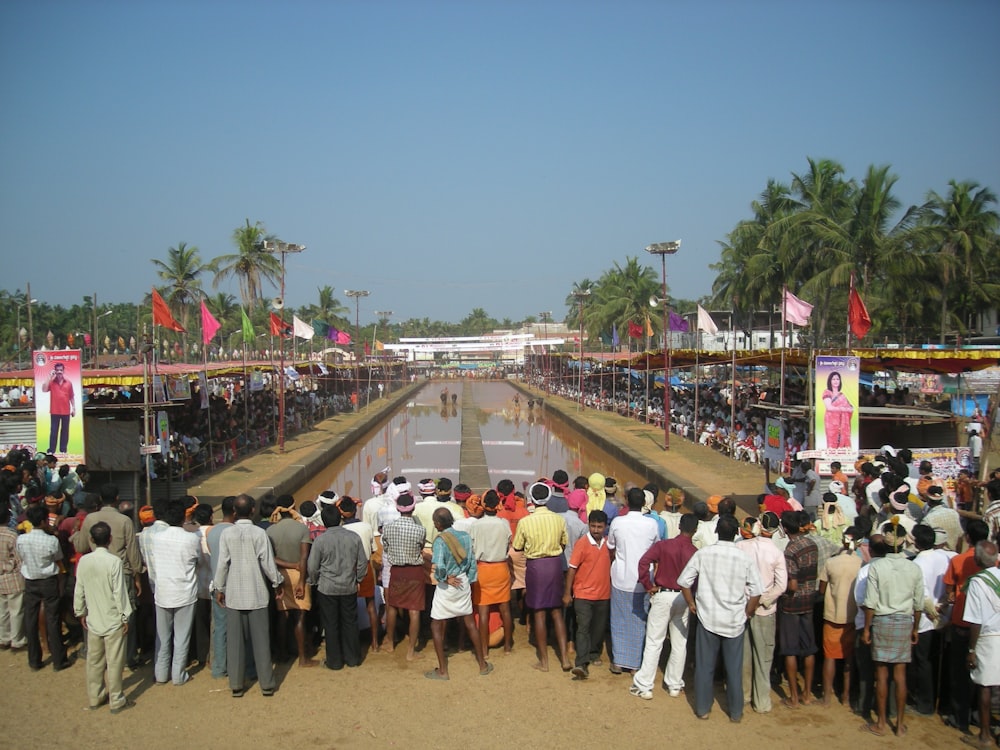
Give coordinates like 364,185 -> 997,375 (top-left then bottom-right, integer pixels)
149,526 -> 201,608
343,519 -> 375,560
965,567 -> 1000,635
853,563 -> 871,629
692,517 -> 719,549
607,511 -> 659,592
913,547 -> 957,632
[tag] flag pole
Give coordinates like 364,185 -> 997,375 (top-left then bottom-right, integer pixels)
780,286 -> 787,407
203,328 -> 214,471
847,272 -> 854,349
730,322 -> 737,457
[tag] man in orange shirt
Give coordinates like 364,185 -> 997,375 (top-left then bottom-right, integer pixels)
942,519 -> 990,734
563,510 -> 610,680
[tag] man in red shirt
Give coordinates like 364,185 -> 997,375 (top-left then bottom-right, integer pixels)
942,519 -> 991,734
563,510 -> 610,680
42,362 -> 75,454
630,513 -> 698,700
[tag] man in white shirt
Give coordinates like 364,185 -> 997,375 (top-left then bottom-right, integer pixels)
679,514 -> 763,722
910,524 -> 956,717
965,540 -> 1000,750
149,496 -> 201,686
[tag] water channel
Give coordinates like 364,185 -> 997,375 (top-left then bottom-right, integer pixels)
297,380 -> 640,502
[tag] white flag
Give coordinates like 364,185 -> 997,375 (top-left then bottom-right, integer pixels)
696,305 -> 718,335
783,288 -> 813,327
292,315 -> 314,339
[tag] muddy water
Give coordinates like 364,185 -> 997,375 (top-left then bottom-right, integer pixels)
296,380 -> 640,502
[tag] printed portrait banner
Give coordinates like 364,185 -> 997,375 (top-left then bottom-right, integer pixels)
815,355 -> 860,457
33,349 -> 85,465
166,375 -> 192,401
250,370 -> 265,392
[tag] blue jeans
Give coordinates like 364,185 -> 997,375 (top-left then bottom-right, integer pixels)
154,602 -> 194,684
694,622 -> 745,720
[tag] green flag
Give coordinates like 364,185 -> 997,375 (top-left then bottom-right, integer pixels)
241,307 -> 254,344
312,319 -> 331,338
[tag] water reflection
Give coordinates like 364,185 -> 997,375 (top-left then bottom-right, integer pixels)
296,381 -> 637,502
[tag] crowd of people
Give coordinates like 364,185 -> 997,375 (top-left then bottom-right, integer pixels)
2,441 -> 999,745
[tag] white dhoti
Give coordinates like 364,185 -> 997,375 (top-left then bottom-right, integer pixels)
430,573 -> 472,620
972,634 -> 1000,686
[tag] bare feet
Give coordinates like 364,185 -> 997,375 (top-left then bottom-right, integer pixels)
406,650 -> 425,662
781,697 -> 800,710
298,658 -> 319,668
894,724 -> 907,738
859,723 -> 885,737
531,662 -> 549,672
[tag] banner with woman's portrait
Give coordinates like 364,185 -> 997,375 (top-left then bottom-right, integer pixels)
815,355 -> 860,458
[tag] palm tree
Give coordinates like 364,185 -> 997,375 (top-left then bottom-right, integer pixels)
588,258 -> 660,347
151,241 -> 208,333
210,219 -> 281,313
922,180 -> 1000,343
303,285 -> 349,328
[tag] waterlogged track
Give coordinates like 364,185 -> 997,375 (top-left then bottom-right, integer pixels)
296,380 -> 637,501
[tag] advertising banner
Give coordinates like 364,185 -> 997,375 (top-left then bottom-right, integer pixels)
815,355 -> 860,458
33,349 -> 85,465
764,417 -> 784,464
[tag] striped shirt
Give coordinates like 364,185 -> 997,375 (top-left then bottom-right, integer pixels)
512,507 -> 568,560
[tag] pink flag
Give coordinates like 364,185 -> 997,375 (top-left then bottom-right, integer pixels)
783,288 -> 813,327
200,300 -> 221,345
336,330 -> 352,345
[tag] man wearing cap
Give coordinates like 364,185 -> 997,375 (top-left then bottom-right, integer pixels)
607,487 -> 659,674
469,490 -> 513,657
738,513 -> 787,713
861,522 -> 924,737
380,490 -> 427,660
512,481 -> 570,672
630,513 -> 698,700
678,514 -> 763,722
921,485 -> 962,552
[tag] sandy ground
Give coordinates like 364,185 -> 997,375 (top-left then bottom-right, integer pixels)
6,624 -> 972,750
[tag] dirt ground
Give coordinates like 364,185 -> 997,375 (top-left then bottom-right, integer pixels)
6,625 -> 973,750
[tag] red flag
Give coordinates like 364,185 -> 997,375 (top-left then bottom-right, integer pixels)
627,321 -> 644,338
269,312 -> 291,338
364,341 -> 371,356
200,300 -> 221,345
152,289 -> 185,332
848,285 -> 872,339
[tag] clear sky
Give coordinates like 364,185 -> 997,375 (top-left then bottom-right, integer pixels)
2,0 -> 997,326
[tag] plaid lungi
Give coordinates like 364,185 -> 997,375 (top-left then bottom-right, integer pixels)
871,613 -> 913,664
610,587 -> 648,670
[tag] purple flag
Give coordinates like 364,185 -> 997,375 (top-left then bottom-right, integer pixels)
327,326 -> 339,341
668,311 -> 689,332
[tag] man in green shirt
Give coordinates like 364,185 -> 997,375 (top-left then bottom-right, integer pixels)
861,523 -> 923,738
74,521 -> 134,714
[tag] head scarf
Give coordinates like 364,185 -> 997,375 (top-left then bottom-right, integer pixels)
586,472 -> 606,516
299,504 -> 322,526
138,505 -> 155,526
454,487 -> 473,503
417,479 -> 437,496
317,491 -> 340,506
528,482 -> 552,507
465,494 -> 484,518
396,492 -> 416,513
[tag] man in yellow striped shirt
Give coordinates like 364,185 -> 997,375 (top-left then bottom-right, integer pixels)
513,482 -> 570,672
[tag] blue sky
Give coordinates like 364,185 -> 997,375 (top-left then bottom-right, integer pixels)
2,0 -> 998,326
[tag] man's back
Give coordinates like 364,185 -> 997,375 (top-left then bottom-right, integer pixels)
215,520 -> 280,610
76,506 -> 141,576
150,526 -> 200,607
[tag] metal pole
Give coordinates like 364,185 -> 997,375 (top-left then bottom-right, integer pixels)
646,241 -> 680,451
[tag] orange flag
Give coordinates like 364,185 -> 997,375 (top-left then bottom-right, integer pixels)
848,285 -> 872,339
152,289 -> 185,332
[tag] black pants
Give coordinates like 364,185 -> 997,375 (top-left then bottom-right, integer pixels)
573,598 -> 609,668
24,577 -> 67,669
948,627 -> 972,730
316,592 -> 360,669
193,597 -> 212,664
910,629 -> 939,715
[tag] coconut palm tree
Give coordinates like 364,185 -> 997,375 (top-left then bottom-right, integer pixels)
210,219 -> 281,313
588,257 -> 660,348
151,241 -> 207,332
303,285 -> 349,328
922,180 -> 1000,342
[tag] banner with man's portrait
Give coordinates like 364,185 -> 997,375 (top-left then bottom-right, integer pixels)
33,349 -> 85,464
